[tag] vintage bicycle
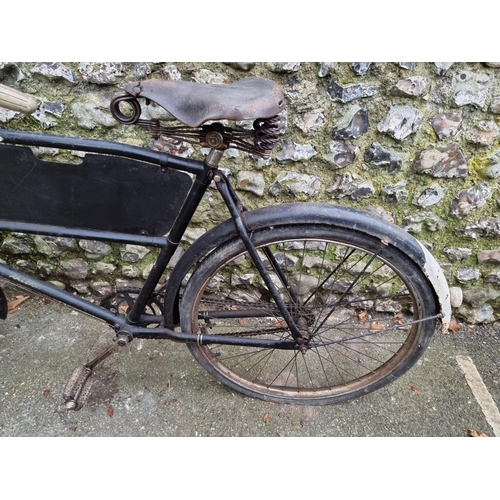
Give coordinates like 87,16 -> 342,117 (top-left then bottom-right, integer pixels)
0,77 -> 451,408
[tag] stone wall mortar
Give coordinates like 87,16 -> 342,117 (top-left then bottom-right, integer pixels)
1,61 -> 500,323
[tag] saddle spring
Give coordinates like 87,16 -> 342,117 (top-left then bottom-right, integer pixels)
110,94 -> 283,160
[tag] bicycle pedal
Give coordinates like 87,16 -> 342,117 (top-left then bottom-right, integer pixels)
63,365 -> 93,411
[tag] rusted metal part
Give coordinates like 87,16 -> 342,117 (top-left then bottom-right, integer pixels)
110,92 -> 283,159
202,129 -> 226,150
204,149 -> 224,169
252,115 -> 282,156
107,93 -> 142,124
63,365 -> 92,410
111,77 -> 286,158
123,77 -> 285,127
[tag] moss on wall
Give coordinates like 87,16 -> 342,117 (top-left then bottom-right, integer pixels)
1,62 -> 500,322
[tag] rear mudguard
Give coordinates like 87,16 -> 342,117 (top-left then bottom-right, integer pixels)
163,203 -> 451,332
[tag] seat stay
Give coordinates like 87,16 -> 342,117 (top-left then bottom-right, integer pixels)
213,171 -> 307,351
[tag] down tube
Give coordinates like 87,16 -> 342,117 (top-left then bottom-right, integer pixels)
0,262 -> 125,327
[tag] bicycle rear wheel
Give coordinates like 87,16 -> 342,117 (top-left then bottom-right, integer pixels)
180,224 -> 439,405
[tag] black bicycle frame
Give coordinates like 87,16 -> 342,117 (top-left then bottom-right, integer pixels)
0,128 -> 299,350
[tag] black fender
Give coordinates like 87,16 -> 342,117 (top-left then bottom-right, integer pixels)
163,203 -> 451,330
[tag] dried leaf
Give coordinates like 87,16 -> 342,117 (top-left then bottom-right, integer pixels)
7,296 -> 30,314
164,399 -> 179,406
411,384 -> 420,395
277,432 -> 285,437
107,406 -> 114,417
263,412 -> 270,423
393,315 -> 404,325
369,322 -> 385,332
469,429 -> 488,437
43,389 -> 50,398
448,317 -> 461,334
357,310 -> 367,323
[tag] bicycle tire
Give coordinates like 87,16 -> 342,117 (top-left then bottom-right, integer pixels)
180,224 -> 439,405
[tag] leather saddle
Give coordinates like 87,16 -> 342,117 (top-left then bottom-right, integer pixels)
124,77 -> 286,127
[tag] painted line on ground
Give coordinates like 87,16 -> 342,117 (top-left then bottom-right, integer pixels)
456,354 -> 500,437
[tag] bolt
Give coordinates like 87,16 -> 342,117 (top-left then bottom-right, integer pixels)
116,333 -> 132,346
65,400 -> 77,410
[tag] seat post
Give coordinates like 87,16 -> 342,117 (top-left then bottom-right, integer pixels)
204,148 -> 224,169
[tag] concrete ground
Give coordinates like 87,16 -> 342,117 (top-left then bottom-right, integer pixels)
1,283 -> 500,438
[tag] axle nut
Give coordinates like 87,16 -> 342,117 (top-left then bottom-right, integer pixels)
116,332 -> 132,346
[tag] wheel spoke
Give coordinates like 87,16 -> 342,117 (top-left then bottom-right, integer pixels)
181,225 -> 438,404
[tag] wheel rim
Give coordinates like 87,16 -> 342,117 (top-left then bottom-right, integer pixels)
184,228 -> 437,403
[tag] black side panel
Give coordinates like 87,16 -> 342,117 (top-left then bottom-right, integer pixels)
0,287 -> 7,319
0,145 -> 192,236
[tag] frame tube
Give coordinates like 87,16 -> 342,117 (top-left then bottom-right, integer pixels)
0,262 -> 126,327
214,174 -> 305,345
0,128 -> 205,176
0,221 -> 168,247
126,155 -> 215,323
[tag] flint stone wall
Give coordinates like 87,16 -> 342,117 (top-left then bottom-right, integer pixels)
1,61 -> 500,324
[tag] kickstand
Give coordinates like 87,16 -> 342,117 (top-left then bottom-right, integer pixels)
63,333 -> 130,410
